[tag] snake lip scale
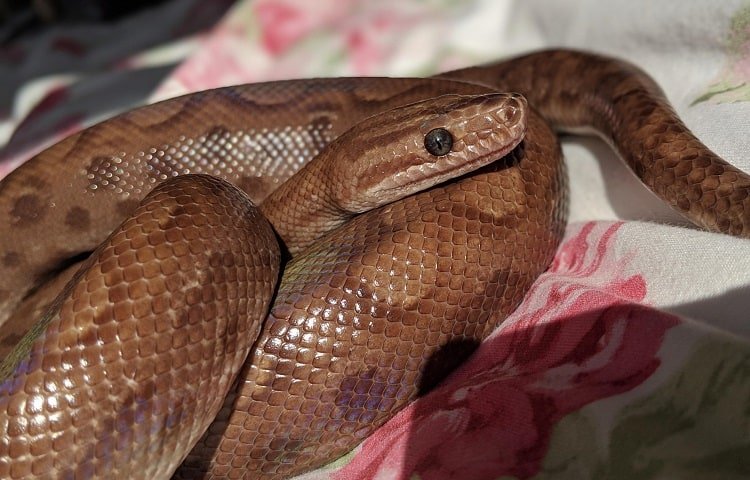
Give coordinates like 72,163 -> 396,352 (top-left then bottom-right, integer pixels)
0,49 -> 746,479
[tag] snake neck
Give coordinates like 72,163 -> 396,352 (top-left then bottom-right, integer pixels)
259,160 -> 345,256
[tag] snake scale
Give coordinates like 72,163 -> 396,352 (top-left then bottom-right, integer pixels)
0,49 -> 747,479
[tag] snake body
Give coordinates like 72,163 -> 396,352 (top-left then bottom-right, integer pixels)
0,50 -> 746,479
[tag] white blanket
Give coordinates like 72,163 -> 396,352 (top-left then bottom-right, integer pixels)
2,1 -> 748,478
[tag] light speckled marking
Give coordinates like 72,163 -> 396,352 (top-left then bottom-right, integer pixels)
84,124 -> 333,199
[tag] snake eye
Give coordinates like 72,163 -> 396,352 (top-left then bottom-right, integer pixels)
424,128 -> 453,156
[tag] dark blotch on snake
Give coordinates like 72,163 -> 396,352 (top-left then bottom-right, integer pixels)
1,331 -> 22,348
65,206 -> 91,231
2,252 -> 20,268
10,194 -> 46,226
21,176 -> 49,191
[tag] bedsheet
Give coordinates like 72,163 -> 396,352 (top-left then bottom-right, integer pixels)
1,1 -> 748,478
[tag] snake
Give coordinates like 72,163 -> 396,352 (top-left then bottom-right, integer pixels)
0,49 -> 747,479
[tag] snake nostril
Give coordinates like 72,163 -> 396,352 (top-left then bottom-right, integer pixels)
494,104 -> 521,125
503,106 -> 515,123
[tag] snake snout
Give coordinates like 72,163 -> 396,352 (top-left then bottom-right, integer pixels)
460,92 -> 527,142
440,93 -> 527,167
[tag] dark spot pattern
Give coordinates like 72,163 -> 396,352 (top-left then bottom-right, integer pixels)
0,332 -> 22,349
2,252 -> 21,268
64,206 -> 91,231
21,177 -> 49,191
10,194 -> 46,226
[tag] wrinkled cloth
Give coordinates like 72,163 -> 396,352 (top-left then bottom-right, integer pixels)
2,0 -> 749,478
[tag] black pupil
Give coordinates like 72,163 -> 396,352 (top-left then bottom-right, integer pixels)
424,128 -> 453,156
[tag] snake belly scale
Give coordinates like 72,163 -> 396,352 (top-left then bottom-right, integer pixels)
0,49 -> 747,479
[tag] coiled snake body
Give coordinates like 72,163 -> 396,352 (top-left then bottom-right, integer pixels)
0,50 -> 746,479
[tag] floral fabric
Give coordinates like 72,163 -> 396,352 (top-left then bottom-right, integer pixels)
1,0 -> 749,478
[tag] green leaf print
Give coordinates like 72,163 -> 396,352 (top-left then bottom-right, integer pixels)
534,339 -> 750,480
693,5 -> 750,104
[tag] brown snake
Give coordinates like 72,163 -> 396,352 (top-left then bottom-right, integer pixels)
0,49 -> 747,479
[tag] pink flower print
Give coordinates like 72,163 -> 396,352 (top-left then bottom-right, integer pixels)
255,0 -> 348,56
253,0 -> 420,75
336,222 -> 679,480
344,12 -> 397,74
165,23 -> 257,93
256,1 -> 309,55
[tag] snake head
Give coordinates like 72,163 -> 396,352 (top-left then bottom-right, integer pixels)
329,92 -> 527,213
